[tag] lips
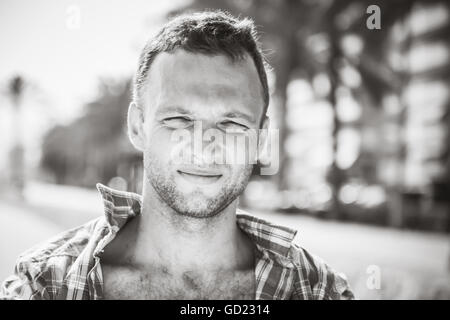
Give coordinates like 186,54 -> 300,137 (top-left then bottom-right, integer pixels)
177,167 -> 222,185
177,166 -> 222,176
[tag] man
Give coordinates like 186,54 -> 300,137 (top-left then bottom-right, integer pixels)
1,11 -> 354,300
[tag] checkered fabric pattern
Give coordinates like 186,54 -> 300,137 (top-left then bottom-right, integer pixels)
1,183 -> 354,300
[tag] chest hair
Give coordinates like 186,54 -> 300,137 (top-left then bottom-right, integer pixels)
102,264 -> 255,300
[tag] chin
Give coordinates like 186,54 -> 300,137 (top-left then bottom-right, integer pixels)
173,192 -> 225,218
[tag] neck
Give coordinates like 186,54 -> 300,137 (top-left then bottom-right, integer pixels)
129,180 -> 254,272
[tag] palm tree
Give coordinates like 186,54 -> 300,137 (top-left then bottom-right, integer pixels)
7,76 -> 26,197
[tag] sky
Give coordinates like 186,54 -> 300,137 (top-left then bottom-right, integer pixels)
0,0 -> 185,121
0,0 -> 185,169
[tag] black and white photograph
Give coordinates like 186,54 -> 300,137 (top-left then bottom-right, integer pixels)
0,0 -> 449,303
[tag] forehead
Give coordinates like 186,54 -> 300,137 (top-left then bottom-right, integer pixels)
144,49 -> 264,120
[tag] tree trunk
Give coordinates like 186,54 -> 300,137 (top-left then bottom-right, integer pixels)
328,42 -> 345,220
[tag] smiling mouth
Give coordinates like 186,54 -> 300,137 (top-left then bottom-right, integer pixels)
177,170 -> 222,185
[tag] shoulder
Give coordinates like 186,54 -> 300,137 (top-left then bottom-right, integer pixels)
236,211 -> 355,300
288,243 -> 355,300
18,216 -> 105,264
2,217 -> 105,299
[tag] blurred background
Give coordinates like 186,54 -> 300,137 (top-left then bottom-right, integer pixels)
0,0 -> 449,299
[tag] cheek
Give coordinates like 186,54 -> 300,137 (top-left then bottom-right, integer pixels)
222,134 -> 257,166
144,127 -> 177,162
226,164 -> 253,184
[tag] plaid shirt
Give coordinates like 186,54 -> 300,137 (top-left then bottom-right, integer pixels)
1,183 -> 354,300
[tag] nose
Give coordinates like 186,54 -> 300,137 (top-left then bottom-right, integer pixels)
192,131 -> 225,166
187,120 -> 224,166
170,120 -> 226,166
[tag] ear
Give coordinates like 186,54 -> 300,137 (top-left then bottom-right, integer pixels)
257,116 -> 270,166
127,102 -> 146,151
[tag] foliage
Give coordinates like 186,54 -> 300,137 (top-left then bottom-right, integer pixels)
41,79 -> 135,187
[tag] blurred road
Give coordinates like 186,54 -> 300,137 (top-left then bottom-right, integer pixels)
0,181 -> 449,299
0,200 -> 62,281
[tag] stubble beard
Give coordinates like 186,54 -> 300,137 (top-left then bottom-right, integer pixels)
143,153 -> 253,219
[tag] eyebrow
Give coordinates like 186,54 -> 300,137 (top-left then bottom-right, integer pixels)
155,105 -> 192,116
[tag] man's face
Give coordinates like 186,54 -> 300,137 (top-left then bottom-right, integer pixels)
136,49 -> 266,218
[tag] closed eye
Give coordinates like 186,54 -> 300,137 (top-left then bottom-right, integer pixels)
218,120 -> 249,133
162,116 -> 193,129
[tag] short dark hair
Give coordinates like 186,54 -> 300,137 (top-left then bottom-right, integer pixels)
133,10 -> 270,115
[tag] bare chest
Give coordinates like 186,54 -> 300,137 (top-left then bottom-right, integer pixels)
101,264 -> 255,300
